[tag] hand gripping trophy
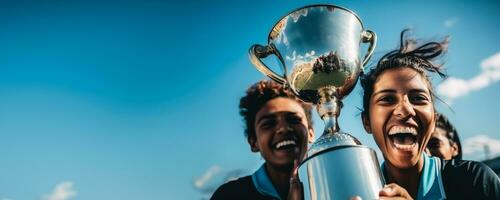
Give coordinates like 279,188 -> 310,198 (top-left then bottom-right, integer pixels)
249,4 -> 385,199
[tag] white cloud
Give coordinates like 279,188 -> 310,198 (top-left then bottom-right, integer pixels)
437,52 -> 500,103
194,165 -> 245,196
481,52 -> 500,70
443,17 -> 458,28
194,165 -> 221,189
285,50 -> 317,68
463,134 -> 500,160
41,181 -> 76,200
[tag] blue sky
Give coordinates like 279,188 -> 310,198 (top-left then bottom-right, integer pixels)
0,1 -> 499,199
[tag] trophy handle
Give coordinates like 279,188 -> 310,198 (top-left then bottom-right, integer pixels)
361,30 -> 377,71
249,44 -> 286,84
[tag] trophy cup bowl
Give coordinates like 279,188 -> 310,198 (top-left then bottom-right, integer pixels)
249,4 -> 384,199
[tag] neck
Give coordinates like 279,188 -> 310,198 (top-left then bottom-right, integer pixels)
265,163 -> 292,199
384,157 -> 424,199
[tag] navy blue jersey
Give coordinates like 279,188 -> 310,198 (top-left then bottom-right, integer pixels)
442,159 -> 500,200
210,176 -> 278,200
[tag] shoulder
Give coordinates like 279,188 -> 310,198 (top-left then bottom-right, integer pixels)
210,176 -> 261,200
442,159 -> 497,181
442,159 -> 500,200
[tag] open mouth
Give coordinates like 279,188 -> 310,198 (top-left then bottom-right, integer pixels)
388,126 -> 418,151
274,139 -> 297,150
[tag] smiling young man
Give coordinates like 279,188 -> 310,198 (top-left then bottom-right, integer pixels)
211,80 -> 314,200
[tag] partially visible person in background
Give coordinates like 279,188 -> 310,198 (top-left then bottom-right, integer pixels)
426,112 -> 462,160
211,80 -> 314,200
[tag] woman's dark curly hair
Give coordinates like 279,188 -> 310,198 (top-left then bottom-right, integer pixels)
435,112 -> 462,160
361,29 -> 448,116
239,80 -> 313,140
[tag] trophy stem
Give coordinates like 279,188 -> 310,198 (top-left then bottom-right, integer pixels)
322,115 -> 339,134
316,87 -> 343,135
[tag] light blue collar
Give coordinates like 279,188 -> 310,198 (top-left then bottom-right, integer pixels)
417,153 -> 446,200
381,154 -> 446,200
252,164 -> 282,200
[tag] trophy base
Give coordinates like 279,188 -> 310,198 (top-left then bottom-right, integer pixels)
299,145 -> 384,200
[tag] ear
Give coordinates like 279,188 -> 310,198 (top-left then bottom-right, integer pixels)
307,128 -> 315,143
248,136 -> 259,152
451,142 -> 459,157
361,112 -> 372,134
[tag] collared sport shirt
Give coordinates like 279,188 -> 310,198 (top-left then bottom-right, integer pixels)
381,153 -> 446,200
210,164 -> 281,200
252,164 -> 282,199
213,156 -> 499,199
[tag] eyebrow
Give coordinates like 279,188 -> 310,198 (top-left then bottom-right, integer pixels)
409,88 -> 430,94
372,89 -> 396,97
256,114 -> 276,125
256,111 -> 300,124
372,88 -> 429,97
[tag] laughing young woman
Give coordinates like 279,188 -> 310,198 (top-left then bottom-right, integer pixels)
360,30 -> 500,200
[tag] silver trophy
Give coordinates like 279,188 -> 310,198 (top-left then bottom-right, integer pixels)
249,4 -> 384,199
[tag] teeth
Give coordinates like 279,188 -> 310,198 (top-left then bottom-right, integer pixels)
275,140 -> 296,149
388,126 -> 417,136
394,143 -> 416,151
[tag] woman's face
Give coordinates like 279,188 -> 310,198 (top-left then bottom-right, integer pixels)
363,67 -> 435,169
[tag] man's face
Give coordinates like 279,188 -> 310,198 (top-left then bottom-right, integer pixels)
363,68 -> 435,169
426,127 -> 458,160
250,97 -> 314,169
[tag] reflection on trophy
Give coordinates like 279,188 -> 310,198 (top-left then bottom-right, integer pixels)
249,4 -> 385,199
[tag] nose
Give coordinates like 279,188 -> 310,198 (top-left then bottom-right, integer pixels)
276,117 -> 293,134
393,96 -> 416,119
